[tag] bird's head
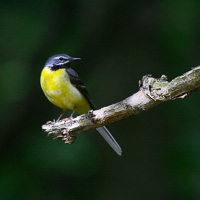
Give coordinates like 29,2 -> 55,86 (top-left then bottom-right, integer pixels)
45,54 -> 81,70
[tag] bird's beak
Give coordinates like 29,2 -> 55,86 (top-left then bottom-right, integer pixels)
63,57 -> 81,66
71,57 -> 81,61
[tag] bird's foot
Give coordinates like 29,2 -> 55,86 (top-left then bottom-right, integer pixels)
46,119 -> 56,124
63,117 -> 73,122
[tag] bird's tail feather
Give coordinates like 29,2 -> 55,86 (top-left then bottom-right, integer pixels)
96,126 -> 122,156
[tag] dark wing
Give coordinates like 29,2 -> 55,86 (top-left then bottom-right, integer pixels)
66,67 -> 95,110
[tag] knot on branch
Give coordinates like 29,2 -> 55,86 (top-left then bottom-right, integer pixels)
139,74 -> 169,101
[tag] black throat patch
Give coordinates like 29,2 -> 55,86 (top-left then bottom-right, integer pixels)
49,63 -> 69,71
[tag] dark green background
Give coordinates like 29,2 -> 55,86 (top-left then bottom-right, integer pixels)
1,0 -> 200,200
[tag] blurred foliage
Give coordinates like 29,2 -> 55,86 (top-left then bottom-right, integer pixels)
1,0 -> 200,200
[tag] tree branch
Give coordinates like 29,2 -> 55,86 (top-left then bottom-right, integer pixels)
42,66 -> 200,144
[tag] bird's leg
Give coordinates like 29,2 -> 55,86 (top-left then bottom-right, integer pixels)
70,108 -> 76,118
63,107 -> 76,121
56,110 -> 67,122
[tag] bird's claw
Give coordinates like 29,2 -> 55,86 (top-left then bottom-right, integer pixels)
63,117 -> 73,122
46,119 -> 56,124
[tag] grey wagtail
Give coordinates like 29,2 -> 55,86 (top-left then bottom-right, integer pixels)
40,54 -> 122,156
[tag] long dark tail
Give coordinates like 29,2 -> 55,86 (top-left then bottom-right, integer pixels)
96,126 -> 122,156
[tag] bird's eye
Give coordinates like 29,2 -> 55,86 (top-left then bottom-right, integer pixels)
59,57 -> 64,61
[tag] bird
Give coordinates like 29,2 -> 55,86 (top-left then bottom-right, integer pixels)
40,54 -> 122,156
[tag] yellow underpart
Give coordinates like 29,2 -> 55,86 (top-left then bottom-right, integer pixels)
40,67 -> 91,114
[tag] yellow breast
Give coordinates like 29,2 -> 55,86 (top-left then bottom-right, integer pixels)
40,67 -> 91,114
